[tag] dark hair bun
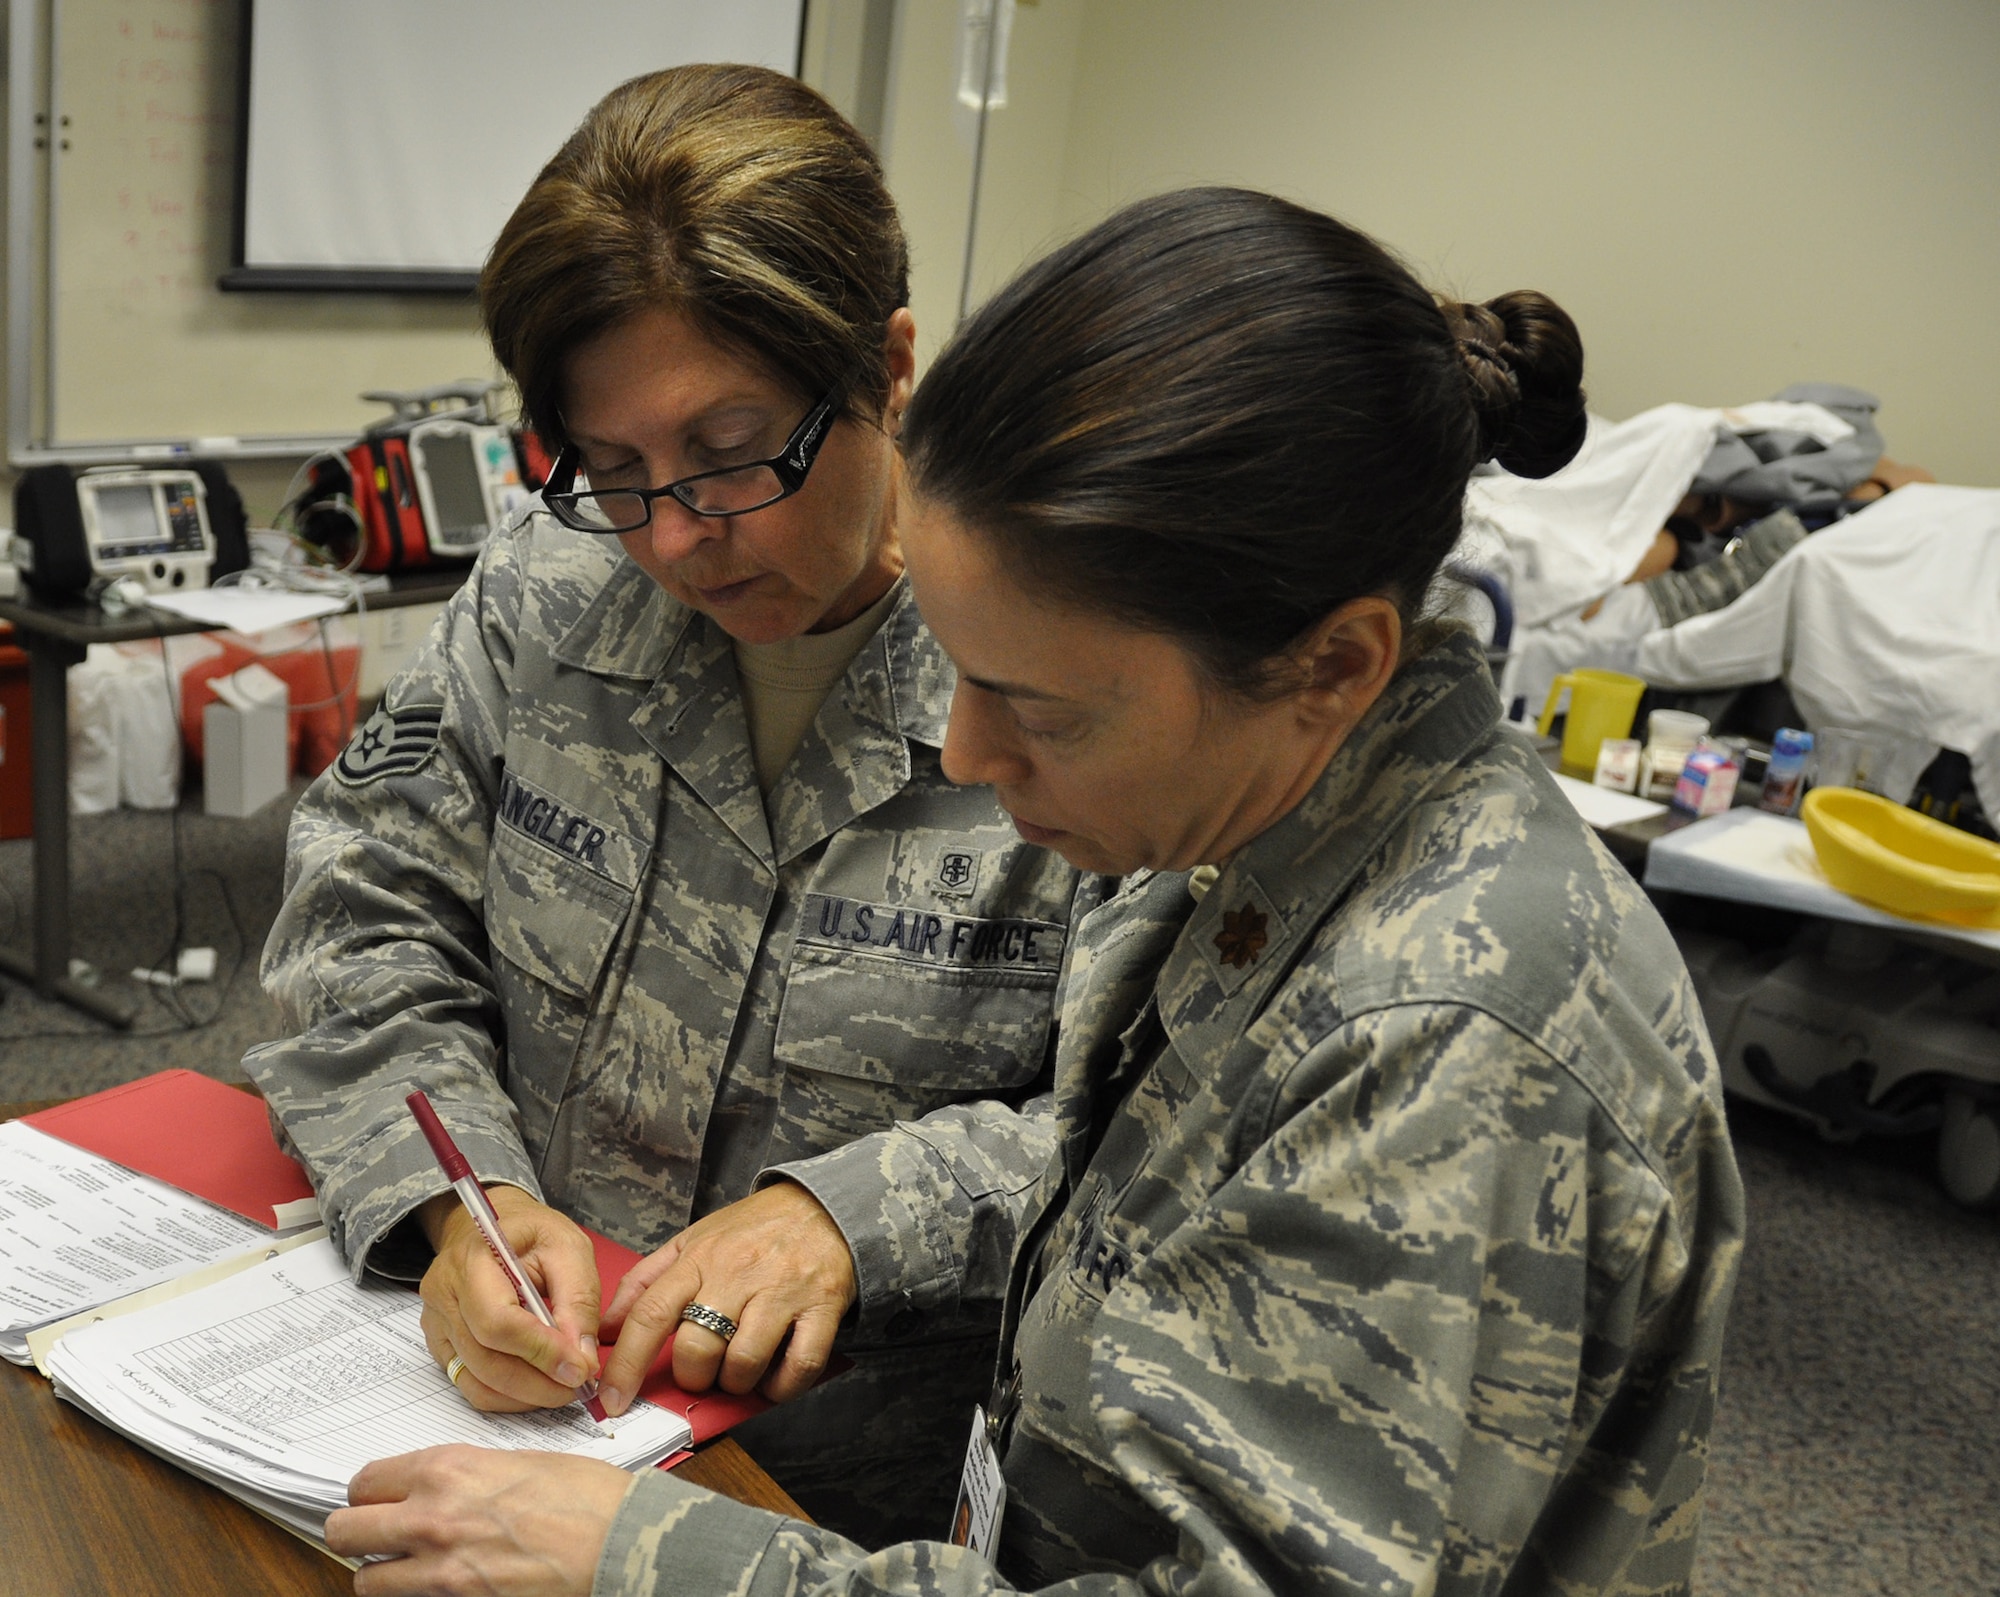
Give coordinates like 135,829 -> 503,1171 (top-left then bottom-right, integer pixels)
1439,290 -> 1587,479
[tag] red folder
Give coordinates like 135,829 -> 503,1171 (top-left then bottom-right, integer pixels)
24,1069 -> 313,1228
585,1229 -> 772,1455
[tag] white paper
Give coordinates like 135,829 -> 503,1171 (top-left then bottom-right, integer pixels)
28,1226 -> 329,1376
49,1240 -> 689,1538
144,589 -> 348,633
1552,772 -> 1669,830
1643,808 -> 2000,953
0,1122 -> 271,1362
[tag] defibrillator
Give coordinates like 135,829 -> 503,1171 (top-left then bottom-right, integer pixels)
13,461 -> 247,599
294,381 -> 546,574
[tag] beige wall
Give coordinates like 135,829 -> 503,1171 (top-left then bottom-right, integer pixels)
873,0 -> 980,366
18,2 -> 1993,485
836,0 -> 1087,368
42,0 -> 493,452
947,0 -> 2000,485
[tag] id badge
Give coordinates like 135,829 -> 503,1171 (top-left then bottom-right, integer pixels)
948,1405 -> 1008,1556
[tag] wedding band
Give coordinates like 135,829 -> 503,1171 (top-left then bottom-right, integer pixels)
680,1302 -> 739,1341
445,1354 -> 468,1388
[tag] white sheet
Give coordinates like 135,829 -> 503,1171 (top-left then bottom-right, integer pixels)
1551,771 -> 1669,829
1634,484 -> 2000,819
0,1122 -> 271,1363
48,1240 -> 690,1541
145,589 -> 349,633
1458,404 -> 1722,629
1718,401 -> 1855,447
1459,396 -> 1859,677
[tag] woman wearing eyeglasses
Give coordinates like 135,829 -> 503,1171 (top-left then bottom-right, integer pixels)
328,188 -> 1743,1596
246,64 -> 1090,1543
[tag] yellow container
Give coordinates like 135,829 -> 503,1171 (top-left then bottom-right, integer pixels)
1801,787 -> 2000,928
1537,668 -> 1646,776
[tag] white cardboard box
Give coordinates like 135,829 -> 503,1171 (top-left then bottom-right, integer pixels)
203,664 -> 289,818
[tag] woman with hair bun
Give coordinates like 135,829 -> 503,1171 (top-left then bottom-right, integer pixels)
330,188 -> 1742,1597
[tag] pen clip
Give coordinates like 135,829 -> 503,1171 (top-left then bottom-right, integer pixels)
405,1090 -> 473,1183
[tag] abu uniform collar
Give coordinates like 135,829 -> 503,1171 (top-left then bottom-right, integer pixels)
548,529 -> 953,869
549,532 -> 688,683
1154,630 -> 1504,1064
765,579 -> 952,865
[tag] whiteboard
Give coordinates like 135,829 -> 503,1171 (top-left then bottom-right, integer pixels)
6,0 -> 805,460
238,0 -> 806,281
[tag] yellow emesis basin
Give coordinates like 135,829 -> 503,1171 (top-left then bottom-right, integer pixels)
1802,787 -> 2000,928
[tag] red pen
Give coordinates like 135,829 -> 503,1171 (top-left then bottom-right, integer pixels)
405,1089 -> 612,1431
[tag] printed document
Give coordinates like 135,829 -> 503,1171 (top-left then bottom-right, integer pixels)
0,1121 -> 273,1363
48,1238 -> 690,1543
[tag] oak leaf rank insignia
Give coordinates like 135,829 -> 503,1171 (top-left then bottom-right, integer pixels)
1214,903 -> 1269,970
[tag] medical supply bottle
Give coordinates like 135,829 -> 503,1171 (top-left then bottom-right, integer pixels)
1638,710 -> 1710,803
1672,738 -> 1740,818
1759,727 -> 1814,815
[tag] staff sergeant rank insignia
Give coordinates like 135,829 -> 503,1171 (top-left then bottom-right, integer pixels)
334,703 -> 444,787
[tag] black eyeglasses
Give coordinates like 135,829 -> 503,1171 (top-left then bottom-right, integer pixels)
544,386 -> 843,533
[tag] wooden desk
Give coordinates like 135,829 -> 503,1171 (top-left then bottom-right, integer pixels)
0,1100 -> 806,1596
0,572 -> 466,1028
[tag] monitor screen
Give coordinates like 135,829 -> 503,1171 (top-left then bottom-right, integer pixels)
415,433 -> 491,545
91,483 -> 163,552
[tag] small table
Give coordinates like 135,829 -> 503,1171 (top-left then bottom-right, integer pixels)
0,573 -> 466,1027
0,1097 -> 807,1595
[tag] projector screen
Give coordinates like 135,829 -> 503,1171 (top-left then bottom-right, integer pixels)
227,0 -> 805,291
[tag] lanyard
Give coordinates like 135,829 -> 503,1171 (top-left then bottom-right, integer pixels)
984,997 -> 1168,1452
985,1160 -> 1067,1451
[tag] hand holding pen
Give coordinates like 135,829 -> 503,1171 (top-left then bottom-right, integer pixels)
406,1090 -> 612,1431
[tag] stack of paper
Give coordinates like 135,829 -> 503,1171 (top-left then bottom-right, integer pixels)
0,1121 -> 280,1363
48,1238 -> 691,1549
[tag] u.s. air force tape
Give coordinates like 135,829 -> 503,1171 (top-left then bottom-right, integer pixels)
797,893 -> 1064,977
333,703 -> 444,786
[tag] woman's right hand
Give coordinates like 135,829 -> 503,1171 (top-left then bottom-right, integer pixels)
416,1186 -> 604,1413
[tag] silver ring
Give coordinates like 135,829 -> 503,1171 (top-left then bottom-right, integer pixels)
445,1354 -> 468,1388
680,1302 -> 739,1341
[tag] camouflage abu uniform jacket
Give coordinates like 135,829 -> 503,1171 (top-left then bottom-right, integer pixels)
245,514 -> 1086,1534
595,631 -> 1746,1597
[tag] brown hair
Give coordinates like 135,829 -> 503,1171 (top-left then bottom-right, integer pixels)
902,187 -> 1585,696
481,64 -> 910,451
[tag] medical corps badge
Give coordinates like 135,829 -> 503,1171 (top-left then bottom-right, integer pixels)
931,847 -> 983,897
333,702 -> 444,786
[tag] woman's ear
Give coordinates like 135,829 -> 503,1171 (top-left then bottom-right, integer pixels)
1293,597 -> 1402,735
884,308 -> 918,428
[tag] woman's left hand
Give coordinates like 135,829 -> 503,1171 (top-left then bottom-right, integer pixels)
597,1181 -> 856,1412
327,1446 -> 632,1596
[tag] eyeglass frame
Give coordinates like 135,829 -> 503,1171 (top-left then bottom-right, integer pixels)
542,384 -> 845,533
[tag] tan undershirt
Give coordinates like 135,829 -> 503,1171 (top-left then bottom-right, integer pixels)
733,579 -> 904,795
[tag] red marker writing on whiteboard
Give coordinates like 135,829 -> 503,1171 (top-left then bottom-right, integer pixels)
405,1089 -> 612,1432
